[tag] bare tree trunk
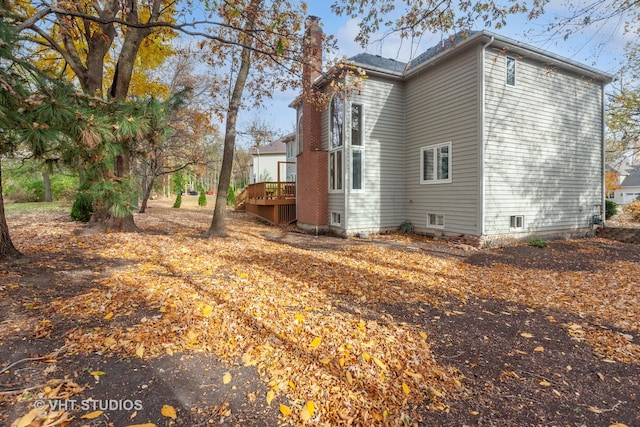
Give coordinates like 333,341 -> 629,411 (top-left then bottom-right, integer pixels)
139,176 -> 155,214
0,161 -> 22,259
207,3 -> 258,237
42,171 -> 52,202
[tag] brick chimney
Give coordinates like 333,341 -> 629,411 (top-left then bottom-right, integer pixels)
303,16 -> 323,86
296,16 -> 328,234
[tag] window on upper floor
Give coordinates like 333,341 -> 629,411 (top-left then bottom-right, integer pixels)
506,56 -> 516,86
351,103 -> 364,191
329,93 -> 344,191
296,113 -> 303,155
420,142 -> 452,184
330,93 -> 344,149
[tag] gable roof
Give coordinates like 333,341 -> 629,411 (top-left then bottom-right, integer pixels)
348,53 -> 406,75
607,161 -> 637,176
249,132 -> 294,155
621,167 -> 640,187
348,30 -> 613,83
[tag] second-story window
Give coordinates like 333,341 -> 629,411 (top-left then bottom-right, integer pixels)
296,113 -> 303,155
351,103 -> 364,191
506,56 -> 516,86
329,93 -> 344,191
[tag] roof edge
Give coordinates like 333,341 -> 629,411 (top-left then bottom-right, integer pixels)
404,30 -> 613,83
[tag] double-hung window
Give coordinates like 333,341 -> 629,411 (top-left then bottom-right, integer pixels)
351,103 -> 364,191
329,94 -> 344,191
420,142 -> 452,184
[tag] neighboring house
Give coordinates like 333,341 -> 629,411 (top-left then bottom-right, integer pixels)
613,166 -> 640,205
249,133 -> 294,183
285,135 -> 297,182
291,18 -> 612,246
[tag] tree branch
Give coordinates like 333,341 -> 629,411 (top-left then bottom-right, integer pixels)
15,5 -> 300,62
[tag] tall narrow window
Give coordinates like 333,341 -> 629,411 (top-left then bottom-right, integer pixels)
506,56 -> 516,86
296,113 -> 303,155
421,142 -> 452,184
352,150 -> 363,190
331,94 -> 344,149
351,103 -> 364,191
329,150 -> 343,190
351,104 -> 362,146
329,94 -> 344,191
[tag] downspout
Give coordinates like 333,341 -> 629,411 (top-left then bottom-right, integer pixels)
344,96 -> 349,236
480,36 -> 495,237
600,82 -> 606,224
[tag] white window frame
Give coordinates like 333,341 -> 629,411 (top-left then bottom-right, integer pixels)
329,93 -> 344,192
296,112 -> 303,156
331,212 -> 342,226
510,215 -> 524,230
420,142 -> 452,184
427,213 -> 445,229
350,102 -> 364,192
506,56 -> 516,86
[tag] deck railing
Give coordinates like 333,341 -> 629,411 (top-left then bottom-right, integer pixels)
236,181 -> 296,225
246,181 -> 296,201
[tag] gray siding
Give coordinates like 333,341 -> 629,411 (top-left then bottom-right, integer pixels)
344,76 -> 407,233
483,51 -> 604,239
405,47 -> 481,235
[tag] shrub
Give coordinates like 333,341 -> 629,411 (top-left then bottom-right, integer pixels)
626,199 -> 640,222
198,187 -> 207,207
227,186 -> 235,206
527,238 -> 547,248
605,200 -> 618,220
6,189 -> 39,203
397,220 -> 414,234
70,192 -> 93,222
173,193 -> 182,208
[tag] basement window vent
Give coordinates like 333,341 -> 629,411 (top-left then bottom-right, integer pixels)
510,215 -> 524,229
427,213 -> 445,229
331,212 -> 342,226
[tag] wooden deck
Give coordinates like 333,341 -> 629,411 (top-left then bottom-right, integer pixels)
236,182 -> 296,225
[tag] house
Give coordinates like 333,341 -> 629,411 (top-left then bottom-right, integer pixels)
291,18 -> 613,246
613,166 -> 640,205
248,133 -> 294,183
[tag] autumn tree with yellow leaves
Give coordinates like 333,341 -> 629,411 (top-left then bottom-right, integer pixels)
5,0 -> 321,235
5,0 -> 177,230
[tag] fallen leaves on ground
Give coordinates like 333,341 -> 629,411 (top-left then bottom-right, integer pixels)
5,201 -> 640,425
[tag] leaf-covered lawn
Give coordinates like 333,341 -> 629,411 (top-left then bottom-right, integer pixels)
2,198 -> 639,426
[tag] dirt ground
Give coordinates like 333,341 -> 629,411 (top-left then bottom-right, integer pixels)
1,199 -> 638,426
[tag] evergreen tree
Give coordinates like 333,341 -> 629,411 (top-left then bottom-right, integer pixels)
0,17 -> 80,258
198,186 -> 207,207
0,13 -> 161,258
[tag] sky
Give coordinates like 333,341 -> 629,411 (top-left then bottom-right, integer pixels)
237,0 -> 635,143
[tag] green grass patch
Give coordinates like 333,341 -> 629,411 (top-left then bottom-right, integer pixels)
527,238 -> 548,248
4,201 -> 70,215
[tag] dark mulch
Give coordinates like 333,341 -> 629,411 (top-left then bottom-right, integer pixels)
379,295 -> 639,426
465,239 -> 640,271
